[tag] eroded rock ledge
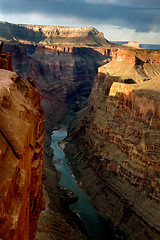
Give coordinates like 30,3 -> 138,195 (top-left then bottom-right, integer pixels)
99,48 -> 160,83
0,44 -> 45,240
65,49 -> 160,240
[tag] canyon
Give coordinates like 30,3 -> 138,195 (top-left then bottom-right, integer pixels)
0,22 -> 118,133
1,21 -> 160,240
0,41 -> 92,240
0,22 -> 118,240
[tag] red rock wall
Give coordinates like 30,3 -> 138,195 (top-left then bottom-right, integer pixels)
0,48 -> 44,240
99,48 -> 160,83
112,48 -> 160,64
3,43 -> 116,130
89,77 -> 160,201
67,49 -> 160,239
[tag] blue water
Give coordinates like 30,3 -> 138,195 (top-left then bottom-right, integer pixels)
51,128 -> 111,240
141,44 -> 160,50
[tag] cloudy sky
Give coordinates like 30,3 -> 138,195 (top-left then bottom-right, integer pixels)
0,0 -> 160,43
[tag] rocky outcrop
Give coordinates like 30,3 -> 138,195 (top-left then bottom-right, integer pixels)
0,21 -> 111,46
65,49 -> 160,239
99,48 -> 160,83
122,41 -> 142,49
0,49 -> 45,239
0,41 -> 12,71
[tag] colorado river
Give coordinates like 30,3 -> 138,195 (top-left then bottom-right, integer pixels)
51,128 -> 111,240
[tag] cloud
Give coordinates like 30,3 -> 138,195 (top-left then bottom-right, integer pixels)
86,0 -> 160,8
0,0 -> 160,34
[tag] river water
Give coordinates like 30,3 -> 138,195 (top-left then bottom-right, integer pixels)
51,128 -> 113,240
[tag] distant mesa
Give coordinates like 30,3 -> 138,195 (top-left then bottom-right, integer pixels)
122,41 -> 142,49
0,21 -> 111,47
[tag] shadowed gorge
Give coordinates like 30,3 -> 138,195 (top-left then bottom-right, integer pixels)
2,41 -> 117,133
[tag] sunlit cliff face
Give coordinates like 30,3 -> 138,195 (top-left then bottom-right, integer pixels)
64,47 -> 160,240
99,48 -> 160,83
0,43 -> 45,240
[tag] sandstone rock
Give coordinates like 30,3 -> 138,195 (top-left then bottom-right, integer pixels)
122,41 -> 142,49
0,66 -> 44,239
3,43 -> 117,132
99,48 -> 160,83
65,49 -> 160,239
0,48 -> 12,71
1,36 -> 111,239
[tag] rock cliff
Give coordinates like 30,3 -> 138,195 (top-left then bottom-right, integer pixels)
1,29 -> 108,239
0,21 -> 119,131
99,48 -> 160,83
3,42 -> 117,131
0,43 -> 45,240
65,48 -> 160,239
0,21 -> 111,46
0,25 -> 118,239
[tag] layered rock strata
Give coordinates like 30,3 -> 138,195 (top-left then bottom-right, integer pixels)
0,21 -> 111,46
3,43 -> 117,130
1,31 -> 118,239
65,50 -> 160,239
99,48 -> 160,83
0,48 -> 45,239
1,36 -> 103,239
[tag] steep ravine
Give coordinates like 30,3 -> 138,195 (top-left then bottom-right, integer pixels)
51,128 -> 116,240
65,49 -> 160,240
0,42 -> 96,240
3,42 -> 116,132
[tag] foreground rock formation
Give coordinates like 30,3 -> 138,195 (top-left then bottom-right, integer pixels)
0,42 -> 45,239
65,48 -> 160,239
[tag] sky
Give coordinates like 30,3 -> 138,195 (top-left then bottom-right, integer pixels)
0,0 -> 160,44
